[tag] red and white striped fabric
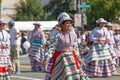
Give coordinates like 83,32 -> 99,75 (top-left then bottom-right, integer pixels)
0,49 -> 13,80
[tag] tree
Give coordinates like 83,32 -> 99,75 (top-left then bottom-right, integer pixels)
43,0 -> 76,20
11,0 -> 44,21
86,0 -> 120,27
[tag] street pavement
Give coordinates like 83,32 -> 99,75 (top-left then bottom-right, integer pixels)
10,54 -> 45,80
10,54 -> 120,80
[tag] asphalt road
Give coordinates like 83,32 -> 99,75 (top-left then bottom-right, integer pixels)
10,54 -> 45,80
10,54 -> 120,80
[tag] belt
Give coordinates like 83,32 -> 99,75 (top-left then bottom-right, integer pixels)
56,50 -> 73,52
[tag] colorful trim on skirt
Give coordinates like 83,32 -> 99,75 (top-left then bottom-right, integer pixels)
84,42 -> 115,64
28,42 -> 45,72
45,51 -> 90,80
0,67 -> 10,80
83,59 -> 117,77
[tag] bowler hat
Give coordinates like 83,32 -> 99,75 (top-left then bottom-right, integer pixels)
0,18 -> 6,24
59,16 -> 73,24
96,18 -> 107,24
33,22 -> 41,26
106,22 -> 113,27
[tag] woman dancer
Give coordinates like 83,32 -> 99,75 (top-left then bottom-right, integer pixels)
114,27 -> 120,66
28,22 -> 46,72
44,13 -> 90,80
0,19 -> 13,80
84,18 -> 117,77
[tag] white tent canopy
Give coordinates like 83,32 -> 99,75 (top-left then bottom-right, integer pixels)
7,21 -> 58,31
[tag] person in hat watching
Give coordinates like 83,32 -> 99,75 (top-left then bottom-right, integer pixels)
0,18 -> 13,79
28,22 -> 46,72
8,20 -> 21,74
83,18 -> 117,77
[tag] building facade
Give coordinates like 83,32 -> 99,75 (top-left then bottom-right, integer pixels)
0,0 -> 50,22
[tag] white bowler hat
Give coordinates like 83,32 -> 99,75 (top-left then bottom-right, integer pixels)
57,12 -> 70,23
114,27 -> 120,30
59,16 -> 73,24
0,18 -> 6,24
106,22 -> 113,27
33,22 -> 41,26
96,18 -> 107,24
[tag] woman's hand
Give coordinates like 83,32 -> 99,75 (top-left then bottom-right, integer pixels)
1,43 -> 7,49
79,59 -> 85,65
9,68 -> 14,75
43,59 -> 49,65
96,38 -> 101,42
35,58 -> 40,63
106,39 -> 111,42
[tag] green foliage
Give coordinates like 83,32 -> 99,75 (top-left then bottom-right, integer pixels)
9,0 -> 120,27
11,0 -> 44,21
86,0 -> 120,26
43,0 -> 76,20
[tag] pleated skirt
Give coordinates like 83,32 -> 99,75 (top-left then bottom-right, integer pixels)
84,42 -> 117,77
83,59 -> 117,77
45,51 -> 90,80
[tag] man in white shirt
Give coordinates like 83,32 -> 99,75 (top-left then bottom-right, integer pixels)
78,31 -> 86,42
8,20 -> 21,74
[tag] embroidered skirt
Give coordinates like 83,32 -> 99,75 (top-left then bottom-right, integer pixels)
84,42 -> 116,64
28,40 -> 45,71
28,41 -> 44,64
115,44 -> 120,66
45,51 -> 90,80
83,59 -> 117,77
84,42 -> 117,77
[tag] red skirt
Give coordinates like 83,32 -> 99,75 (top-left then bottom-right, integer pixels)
0,67 -> 8,73
0,67 -> 10,80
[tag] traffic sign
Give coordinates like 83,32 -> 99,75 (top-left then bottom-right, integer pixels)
1,7 -> 8,10
74,14 -> 81,27
80,4 -> 91,9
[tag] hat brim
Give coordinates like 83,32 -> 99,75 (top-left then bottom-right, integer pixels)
96,19 -> 107,24
60,17 -> 73,24
33,23 -> 41,26
114,29 -> 120,30
106,25 -> 113,27
0,23 -> 6,25
97,21 -> 107,24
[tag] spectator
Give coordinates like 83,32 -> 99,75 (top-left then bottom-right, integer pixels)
86,32 -> 91,47
21,32 -> 28,55
8,20 -> 21,74
79,31 -> 86,42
